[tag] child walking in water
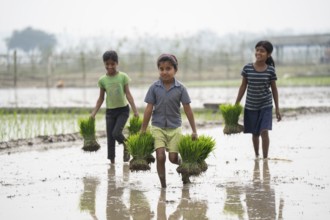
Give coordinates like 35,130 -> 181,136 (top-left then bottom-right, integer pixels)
235,41 -> 281,159
91,50 -> 139,164
140,54 -> 198,188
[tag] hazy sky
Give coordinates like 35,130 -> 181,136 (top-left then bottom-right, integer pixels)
1,0 -> 330,39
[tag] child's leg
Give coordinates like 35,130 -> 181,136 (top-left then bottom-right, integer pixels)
260,130 -> 269,158
252,134 -> 260,158
106,114 -> 116,163
112,109 -> 130,162
168,152 -> 180,165
167,127 -> 190,184
156,147 -> 167,188
112,112 -> 129,144
169,153 -> 190,184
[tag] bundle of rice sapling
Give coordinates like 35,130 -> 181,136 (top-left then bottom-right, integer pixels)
125,132 -> 155,171
220,104 -> 244,135
127,116 -> 143,135
79,117 -> 100,152
177,135 -> 216,177
127,117 -> 155,164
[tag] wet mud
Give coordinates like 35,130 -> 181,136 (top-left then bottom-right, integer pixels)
1,112 -> 330,219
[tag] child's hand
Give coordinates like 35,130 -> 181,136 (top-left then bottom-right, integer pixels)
276,108 -> 281,122
133,112 -> 139,117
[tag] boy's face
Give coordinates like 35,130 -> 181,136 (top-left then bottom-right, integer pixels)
104,59 -> 118,75
158,61 -> 176,83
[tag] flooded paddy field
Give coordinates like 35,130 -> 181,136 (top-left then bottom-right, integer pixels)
1,86 -> 330,109
1,112 -> 329,219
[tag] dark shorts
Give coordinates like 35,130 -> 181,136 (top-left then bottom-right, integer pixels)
244,107 -> 273,135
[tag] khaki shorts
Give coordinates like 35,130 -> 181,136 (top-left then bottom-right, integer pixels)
151,126 -> 182,153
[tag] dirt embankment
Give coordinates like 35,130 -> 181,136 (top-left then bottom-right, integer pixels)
0,131 -> 106,152
1,106 -> 330,152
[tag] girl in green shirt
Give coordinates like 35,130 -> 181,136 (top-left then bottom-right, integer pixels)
91,50 -> 139,164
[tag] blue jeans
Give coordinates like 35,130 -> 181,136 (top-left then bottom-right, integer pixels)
106,105 -> 130,160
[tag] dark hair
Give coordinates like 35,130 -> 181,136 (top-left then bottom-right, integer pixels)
157,54 -> 178,70
255,41 -> 275,67
103,50 -> 118,63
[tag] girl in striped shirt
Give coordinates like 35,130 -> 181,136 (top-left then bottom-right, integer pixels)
235,41 -> 281,159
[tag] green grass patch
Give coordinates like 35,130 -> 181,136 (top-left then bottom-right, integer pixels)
277,76 -> 330,86
0,108 -> 106,142
185,75 -> 330,87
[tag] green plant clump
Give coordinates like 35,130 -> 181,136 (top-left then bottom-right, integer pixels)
79,117 -> 100,152
177,135 -> 216,176
125,132 -> 155,171
127,117 -> 143,135
220,104 -> 244,135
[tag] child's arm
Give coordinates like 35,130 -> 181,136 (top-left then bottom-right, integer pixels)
91,88 -> 105,118
235,77 -> 247,105
271,81 -> 282,121
140,103 -> 153,133
183,103 -> 198,139
124,84 -> 139,117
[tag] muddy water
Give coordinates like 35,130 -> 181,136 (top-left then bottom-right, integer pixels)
1,113 -> 330,219
1,86 -> 330,108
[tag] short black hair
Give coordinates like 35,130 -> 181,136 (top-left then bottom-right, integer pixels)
157,54 -> 178,70
103,50 -> 118,63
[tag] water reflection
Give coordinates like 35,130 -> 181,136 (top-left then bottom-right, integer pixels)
168,187 -> 208,220
223,183 -> 245,219
245,160 -> 276,220
3,87 -> 328,108
157,189 -> 167,220
106,165 -> 130,219
130,189 -> 152,219
79,176 -> 100,220
223,160 -> 285,219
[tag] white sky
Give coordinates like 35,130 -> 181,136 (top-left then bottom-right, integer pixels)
1,0 -> 330,38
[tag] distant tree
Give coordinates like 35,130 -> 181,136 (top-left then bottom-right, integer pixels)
5,27 -> 57,58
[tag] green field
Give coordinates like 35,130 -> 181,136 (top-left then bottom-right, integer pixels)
185,76 -> 330,87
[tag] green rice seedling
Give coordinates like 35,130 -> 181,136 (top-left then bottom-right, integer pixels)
220,104 -> 244,135
125,132 -> 155,171
79,117 -> 100,152
127,117 -> 143,135
126,116 -> 155,163
177,135 -> 216,176
195,135 -> 216,172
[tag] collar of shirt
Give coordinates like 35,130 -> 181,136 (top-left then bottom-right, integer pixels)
155,78 -> 181,90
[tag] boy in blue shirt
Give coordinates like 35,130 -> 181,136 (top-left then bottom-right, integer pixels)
140,54 -> 198,188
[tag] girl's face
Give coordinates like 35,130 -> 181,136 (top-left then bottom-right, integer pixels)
104,59 -> 118,75
158,61 -> 177,83
255,46 -> 270,63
